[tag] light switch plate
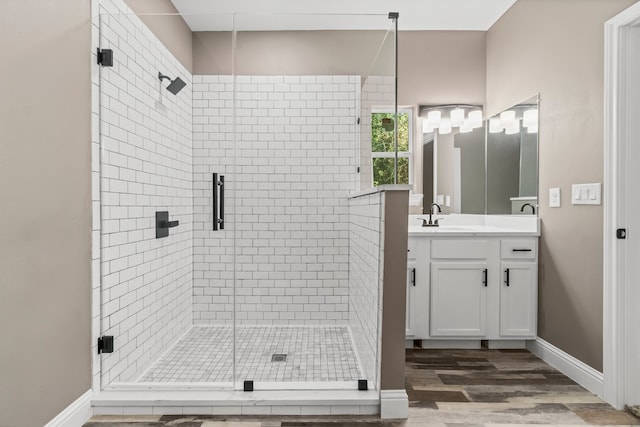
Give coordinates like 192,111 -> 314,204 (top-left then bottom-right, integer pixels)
445,195 -> 451,207
436,194 -> 444,204
549,187 -> 561,207
571,183 -> 601,205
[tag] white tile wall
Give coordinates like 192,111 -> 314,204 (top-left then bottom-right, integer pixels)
97,1 -> 193,385
348,192 -> 383,389
359,76 -> 395,190
192,75 -> 360,325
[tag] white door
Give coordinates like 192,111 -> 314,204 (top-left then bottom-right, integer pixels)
605,5 -> 640,408
430,262 -> 487,336
499,262 -> 537,337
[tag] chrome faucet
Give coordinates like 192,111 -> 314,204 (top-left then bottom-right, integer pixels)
418,203 -> 442,227
520,203 -> 536,214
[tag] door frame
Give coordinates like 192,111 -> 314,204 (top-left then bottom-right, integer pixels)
603,1 -> 640,409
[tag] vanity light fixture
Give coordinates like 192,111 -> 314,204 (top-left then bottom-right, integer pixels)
489,106 -> 538,134
419,105 -> 483,135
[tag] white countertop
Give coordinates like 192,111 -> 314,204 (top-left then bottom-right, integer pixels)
408,214 -> 540,237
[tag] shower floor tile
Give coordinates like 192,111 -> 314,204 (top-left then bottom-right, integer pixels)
139,326 -> 361,383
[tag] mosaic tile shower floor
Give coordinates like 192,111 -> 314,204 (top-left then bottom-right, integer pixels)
139,326 -> 361,383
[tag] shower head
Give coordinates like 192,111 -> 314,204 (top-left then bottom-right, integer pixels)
158,72 -> 186,95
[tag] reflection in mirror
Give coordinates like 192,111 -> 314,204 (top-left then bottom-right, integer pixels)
487,95 -> 539,214
418,95 -> 539,215
419,105 -> 484,214
422,127 -> 486,215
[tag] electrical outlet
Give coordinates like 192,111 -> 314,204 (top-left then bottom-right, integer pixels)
436,194 -> 444,204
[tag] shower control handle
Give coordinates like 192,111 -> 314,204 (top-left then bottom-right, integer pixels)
155,211 -> 179,238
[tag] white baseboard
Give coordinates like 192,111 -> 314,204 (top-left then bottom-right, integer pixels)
527,337 -> 604,398
380,389 -> 408,419
44,390 -> 93,427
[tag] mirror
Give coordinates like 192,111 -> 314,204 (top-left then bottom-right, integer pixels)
487,95 -> 539,214
420,94 -> 539,215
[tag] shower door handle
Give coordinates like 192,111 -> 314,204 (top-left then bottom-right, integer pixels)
219,175 -> 225,230
212,173 -> 225,231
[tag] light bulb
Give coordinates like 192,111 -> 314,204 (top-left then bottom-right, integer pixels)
422,119 -> 435,133
500,110 -> 516,127
523,108 -> 538,128
450,108 -> 465,127
468,110 -> 483,128
489,117 -> 502,133
459,120 -> 473,133
505,120 -> 521,135
439,118 -> 452,134
427,110 -> 441,127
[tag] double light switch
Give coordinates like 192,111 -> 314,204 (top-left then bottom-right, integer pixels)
571,183 -> 601,205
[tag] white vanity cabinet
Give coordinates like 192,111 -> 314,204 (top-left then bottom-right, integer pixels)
406,235 -> 538,343
499,240 -> 538,337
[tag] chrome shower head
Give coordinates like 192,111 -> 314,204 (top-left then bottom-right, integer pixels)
158,72 -> 186,95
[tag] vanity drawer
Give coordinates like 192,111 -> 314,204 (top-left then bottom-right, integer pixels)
500,239 -> 537,260
431,240 -> 489,259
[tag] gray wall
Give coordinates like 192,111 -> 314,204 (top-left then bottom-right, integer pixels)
487,0 -> 636,371
0,1 -> 91,426
192,30 -> 486,106
124,0 -> 193,72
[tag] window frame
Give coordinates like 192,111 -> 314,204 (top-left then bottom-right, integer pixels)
371,108 -> 413,186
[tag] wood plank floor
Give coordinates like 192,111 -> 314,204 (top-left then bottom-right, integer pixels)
85,348 -> 640,426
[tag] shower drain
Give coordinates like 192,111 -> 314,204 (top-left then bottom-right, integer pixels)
271,354 -> 287,362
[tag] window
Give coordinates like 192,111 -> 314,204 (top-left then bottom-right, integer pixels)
371,109 -> 412,186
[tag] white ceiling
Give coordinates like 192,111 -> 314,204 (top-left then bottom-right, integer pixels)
170,0 -> 517,32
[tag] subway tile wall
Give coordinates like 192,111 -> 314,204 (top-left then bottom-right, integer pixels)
348,192 -> 383,388
192,75 -> 360,325
97,2 -> 194,385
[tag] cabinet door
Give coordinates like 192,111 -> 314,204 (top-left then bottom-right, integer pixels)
500,262 -> 537,337
406,261 -> 416,337
430,262 -> 487,336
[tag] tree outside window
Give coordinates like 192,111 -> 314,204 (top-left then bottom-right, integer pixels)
371,110 -> 411,186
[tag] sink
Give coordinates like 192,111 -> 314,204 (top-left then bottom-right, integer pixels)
435,226 -> 473,231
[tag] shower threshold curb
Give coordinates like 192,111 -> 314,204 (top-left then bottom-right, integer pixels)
91,389 -> 380,416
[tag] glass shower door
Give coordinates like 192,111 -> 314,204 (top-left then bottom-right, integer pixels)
230,12 -> 397,391
97,9 -> 236,389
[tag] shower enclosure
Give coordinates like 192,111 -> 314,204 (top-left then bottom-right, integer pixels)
93,0 -> 398,400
